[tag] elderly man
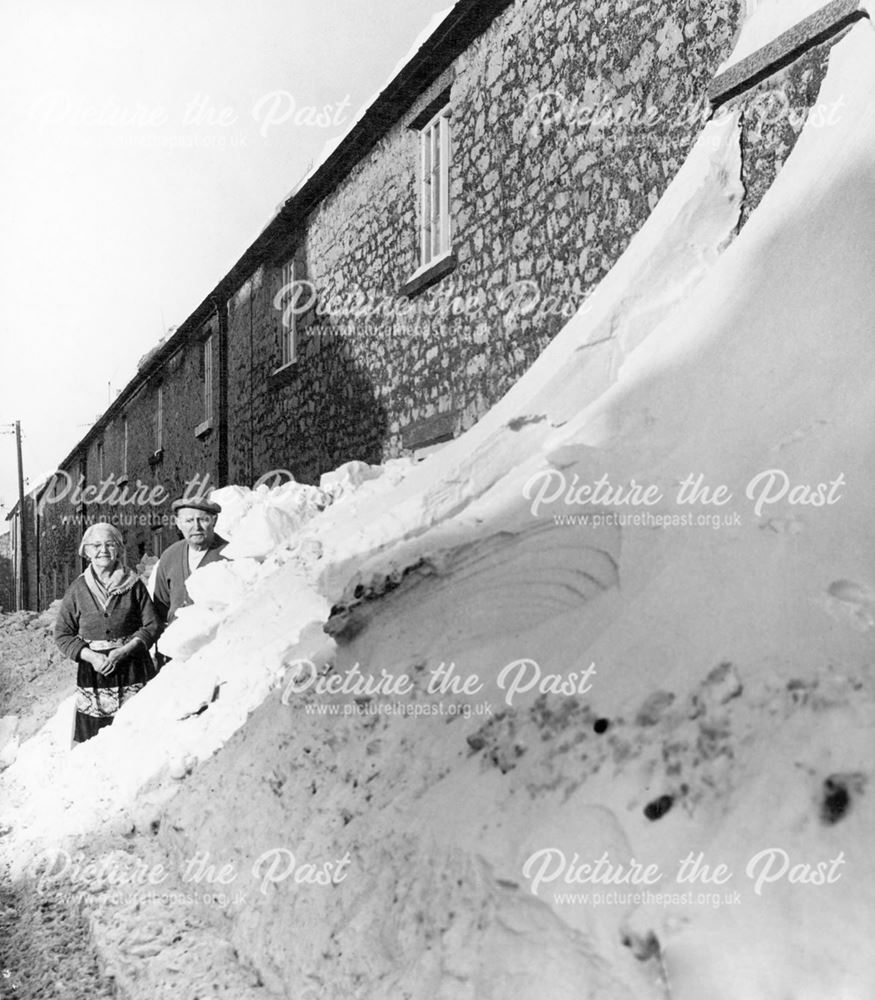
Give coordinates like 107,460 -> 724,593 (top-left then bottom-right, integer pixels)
153,495 -> 228,628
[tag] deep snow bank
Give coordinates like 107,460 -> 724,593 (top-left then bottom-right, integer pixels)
4,17 -> 875,1000
148,21 -> 875,999
0,462 -> 410,862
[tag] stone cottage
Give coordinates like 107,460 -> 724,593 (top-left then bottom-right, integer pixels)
28,0 -> 864,607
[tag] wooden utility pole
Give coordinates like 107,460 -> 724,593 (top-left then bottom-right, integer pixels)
15,420 -> 27,610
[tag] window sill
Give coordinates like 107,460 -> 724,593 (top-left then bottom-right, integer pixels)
268,360 -> 298,388
194,420 -> 214,439
412,440 -> 452,462
399,252 -> 457,300
401,408 -> 458,450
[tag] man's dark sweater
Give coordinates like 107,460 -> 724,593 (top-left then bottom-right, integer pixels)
153,535 -> 228,625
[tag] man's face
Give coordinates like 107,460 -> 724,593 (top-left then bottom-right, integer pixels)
175,508 -> 217,550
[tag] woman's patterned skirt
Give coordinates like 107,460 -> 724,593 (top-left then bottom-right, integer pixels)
74,643 -> 159,744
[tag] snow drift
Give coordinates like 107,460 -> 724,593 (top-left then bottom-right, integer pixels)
4,15 -> 875,1000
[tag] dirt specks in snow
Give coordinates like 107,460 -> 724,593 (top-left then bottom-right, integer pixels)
786,677 -> 817,707
823,579 -> 875,632
643,793 -> 674,821
326,559 -> 431,639
635,690 -> 676,726
513,662 -> 748,813
821,778 -> 850,824
820,772 -> 865,825
465,711 -> 528,773
622,927 -> 662,962
506,414 -> 547,431
759,515 -> 805,535
466,733 -> 488,752
688,661 -> 743,718
266,769 -> 285,797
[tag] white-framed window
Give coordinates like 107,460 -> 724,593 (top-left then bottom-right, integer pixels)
155,384 -> 163,451
151,526 -> 164,557
419,105 -> 452,268
203,336 -> 214,423
122,418 -> 129,477
94,440 -> 104,482
278,257 -> 297,367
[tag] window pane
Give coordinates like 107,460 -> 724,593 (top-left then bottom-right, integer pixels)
432,124 -> 440,177
204,338 -> 213,421
439,114 -> 451,255
435,129 -> 441,257
280,260 -> 295,364
420,109 -> 452,267
422,130 -> 432,177
421,135 -> 430,264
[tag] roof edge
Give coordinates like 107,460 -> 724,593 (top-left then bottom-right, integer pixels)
54,0 -> 513,475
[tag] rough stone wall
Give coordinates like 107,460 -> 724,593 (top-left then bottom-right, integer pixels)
228,267 -> 270,486
0,530 -> 14,611
0,507 -> 39,611
37,460 -> 81,605
226,0 -> 744,484
226,256 -> 394,486
38,330 -> 222,591
17,499 -> 41,611
32,2 -> 853,597
151,327 -> 222,538
725,34 -> 841,227
1,498 -> 41,610
444,0 -> 741,422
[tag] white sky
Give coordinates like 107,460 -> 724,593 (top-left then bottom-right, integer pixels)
0,0 -> 453,522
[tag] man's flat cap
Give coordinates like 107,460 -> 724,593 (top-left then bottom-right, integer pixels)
171,496 -> 222,515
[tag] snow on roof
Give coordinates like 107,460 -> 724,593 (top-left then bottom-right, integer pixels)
718,0 -> 865,73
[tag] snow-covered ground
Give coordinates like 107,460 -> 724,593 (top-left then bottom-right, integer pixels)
4,14 -> 875,1000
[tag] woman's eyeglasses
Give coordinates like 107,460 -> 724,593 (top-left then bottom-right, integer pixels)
86,543 -> 119,551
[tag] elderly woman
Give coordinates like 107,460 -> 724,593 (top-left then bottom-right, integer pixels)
55,522 -> 163,744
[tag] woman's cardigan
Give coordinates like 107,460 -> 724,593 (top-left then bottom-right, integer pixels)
54,576 -> 162,662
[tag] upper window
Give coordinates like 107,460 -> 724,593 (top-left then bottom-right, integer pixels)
278,258 -> 297,368
121,418 -> 129,478
154,384 -> 163,452
195,334 -> 215,437
203,336 -> 214,423
419,105 -> 452,269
